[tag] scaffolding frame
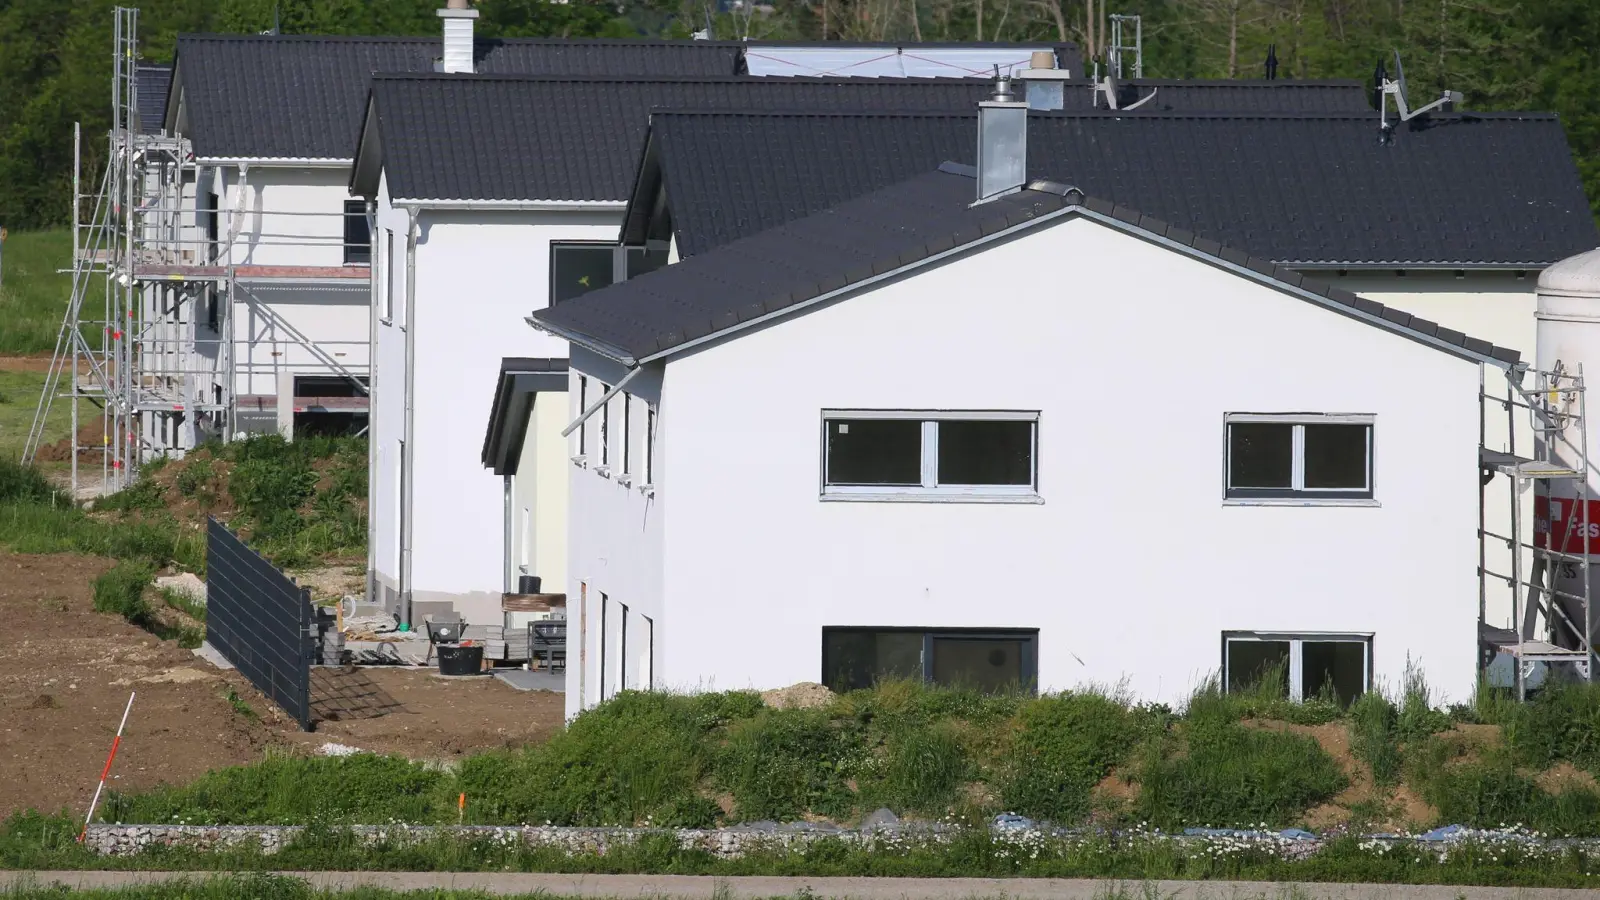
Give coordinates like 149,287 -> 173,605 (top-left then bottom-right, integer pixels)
21,7 -> 372,496
1479,364 -> 1597,699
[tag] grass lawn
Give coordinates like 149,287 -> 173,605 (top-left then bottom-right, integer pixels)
0,367 -> 95,465
0,229 -> 79,356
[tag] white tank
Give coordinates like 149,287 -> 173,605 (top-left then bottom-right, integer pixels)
1534,247 -> 1600,653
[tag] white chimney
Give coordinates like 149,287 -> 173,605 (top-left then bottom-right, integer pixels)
1019,49 -> 1071,112
976,69 -> 1027,204
438,0 -> 478,74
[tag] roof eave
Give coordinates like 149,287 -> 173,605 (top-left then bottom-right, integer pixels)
397,198 -> 628,211
195,156 -> 353,167
524,316 -> 639,367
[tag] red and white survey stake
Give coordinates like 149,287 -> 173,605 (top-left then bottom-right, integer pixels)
78,691 -> 136,843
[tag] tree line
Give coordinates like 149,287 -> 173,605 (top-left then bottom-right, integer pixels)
1,0 -> 1596,230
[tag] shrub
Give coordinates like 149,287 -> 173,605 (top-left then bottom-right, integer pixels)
997,691 -> 1150,823
1507,682 -> 1600,773
863,722 -> 972,816
717,707 -> 857,822
1135,684 -> 1348,828
92,560 -> 156,627
456,691 -> 715,827
1348,692 -> 1403,786
0,459 -> 65,505
1407,738 -> 1600,835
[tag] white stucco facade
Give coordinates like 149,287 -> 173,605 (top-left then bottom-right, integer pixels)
509,393 -> 571,596
564,216 -> 1495,716
368,178 -> 619,623
195,164 -> 371,429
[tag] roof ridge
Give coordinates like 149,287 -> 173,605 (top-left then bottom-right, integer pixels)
648,107 -> 1562,122
368,73 -> 981,84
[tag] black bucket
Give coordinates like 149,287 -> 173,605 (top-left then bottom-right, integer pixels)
436,643 -> 484,676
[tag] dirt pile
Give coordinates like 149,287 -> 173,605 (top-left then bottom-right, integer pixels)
761,682 -> 836,710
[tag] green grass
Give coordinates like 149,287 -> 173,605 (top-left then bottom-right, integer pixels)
0,873 -> 618,899
0,229 -> 82,356
0,368 -> 95,465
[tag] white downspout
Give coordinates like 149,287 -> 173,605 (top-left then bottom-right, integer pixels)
399,208 -> 419,623
365,199 -> 380,605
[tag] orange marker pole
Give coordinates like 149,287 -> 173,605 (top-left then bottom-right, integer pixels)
458,792 -> 466,824
79,692 -> 136,843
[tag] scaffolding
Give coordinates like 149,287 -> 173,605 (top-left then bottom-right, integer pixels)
21,7 -> 372,496
1479,364 -> 1597,699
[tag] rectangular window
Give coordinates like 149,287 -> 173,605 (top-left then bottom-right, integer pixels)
1225,414 -> 1373,501
382,229 -> 395,322
822,628 -> 1038,694
621,394 -> 632,476
581,379 -> 591,455
599,385 -> 611,469
645,406 -> 656,485
822,410 -> 1038,501
551,242 -> 617,304
343,200 -> 371,265
641,614 -> 655,690
1223,631 -> 1372,707
625,244 -> 670,280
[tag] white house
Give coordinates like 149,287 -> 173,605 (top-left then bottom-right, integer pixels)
534,103 -> 1527,713
615,101 -> 1597,642
348,72 -> 1057,623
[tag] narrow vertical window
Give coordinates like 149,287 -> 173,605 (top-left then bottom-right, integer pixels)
343,200 -> 371,265
599,384 -> 611,469
383,229 -> 395,321
576,376 -> 588,457
621,394 -> 632,476
645,406 -> 656,485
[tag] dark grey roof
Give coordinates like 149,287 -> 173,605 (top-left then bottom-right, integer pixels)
1089,79 -> 1370,112
135,65 -> 172,134
482,357 -> 569,475
353,74 -> 992,201
534,163 -> 1520,366
629,109 -> 1597,268
170,34 -> 746,159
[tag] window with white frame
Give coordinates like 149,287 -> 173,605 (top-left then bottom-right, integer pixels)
575,376 -> 588,457
382,229 -> 395,322
1225,414 -> 1373,501
645,405 -> 656,486
1223,631 -> 1371,707
598,384 -> 611,471
620,393 -> 632,478
821,411 -> 1038,501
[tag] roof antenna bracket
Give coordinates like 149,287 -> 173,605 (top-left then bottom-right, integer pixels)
1377,50 -> 1463,141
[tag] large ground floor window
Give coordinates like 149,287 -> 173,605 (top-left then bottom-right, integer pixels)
822,627 -> 1038,694
1222,631 -> 1371,706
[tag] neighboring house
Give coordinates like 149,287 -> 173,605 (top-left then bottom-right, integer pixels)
532,146 -> 1522,715
482,358 -> 572,601
348,73 -> 1027,624
618,105 -> 1598,638
159,25 -> 749,440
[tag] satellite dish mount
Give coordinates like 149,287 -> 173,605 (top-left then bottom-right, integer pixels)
1378,50 -> 1463,140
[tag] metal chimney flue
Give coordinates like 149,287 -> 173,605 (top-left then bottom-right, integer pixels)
438,0 -> 478,74
975,67 -> 1028,204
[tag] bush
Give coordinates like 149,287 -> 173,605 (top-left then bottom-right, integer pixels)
457,691 -> 715,827
92,560 -> 156,627
997,691 -> 1151,823
1407,739 -> 1600,835
717,707 -> 857,822
0,459 -> 65,505
1135,685 -> 1348,828
864,722 -> 972,816
1507,682 -> 1600,774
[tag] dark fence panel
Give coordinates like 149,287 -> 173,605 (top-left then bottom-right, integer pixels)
205,517 -> 313,730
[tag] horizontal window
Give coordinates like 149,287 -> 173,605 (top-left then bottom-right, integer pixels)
1223,631 -> 1371,707
822,627 -> 1038,695
822,411 -> 1038,501
1226,414 -> 1373,501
